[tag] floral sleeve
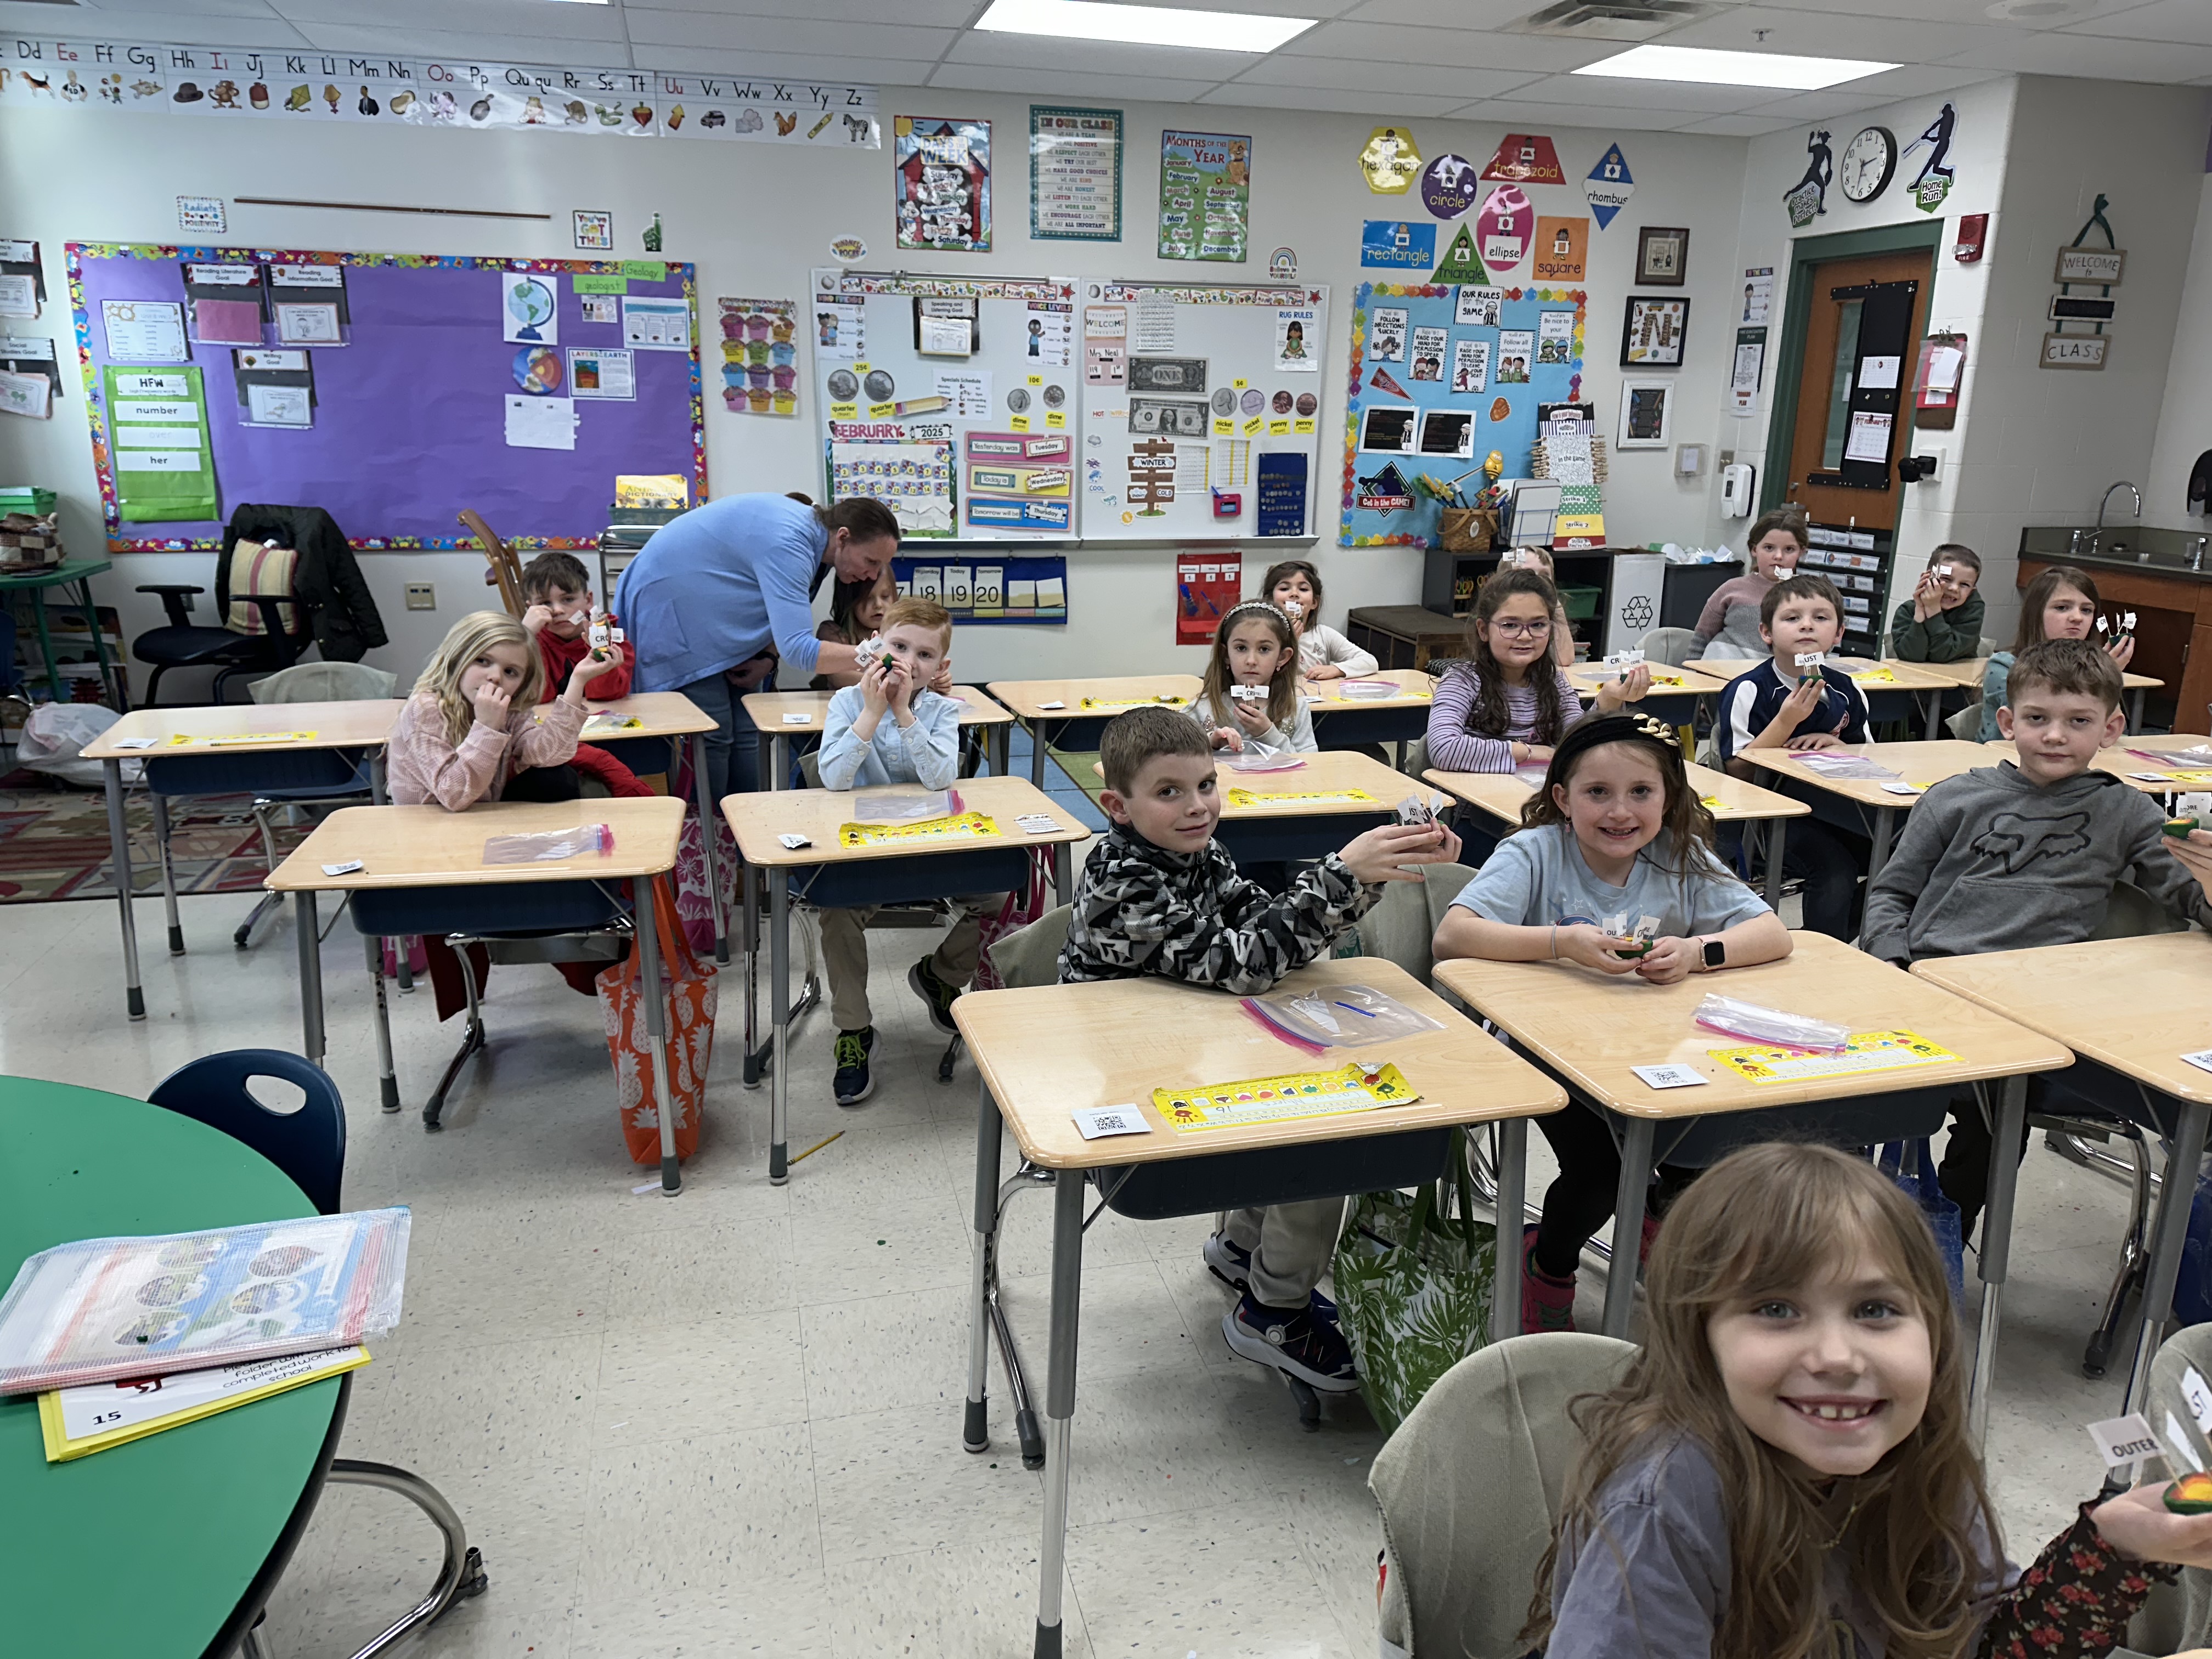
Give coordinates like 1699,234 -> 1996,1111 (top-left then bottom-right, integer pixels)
1976,1502 -> 2175,1658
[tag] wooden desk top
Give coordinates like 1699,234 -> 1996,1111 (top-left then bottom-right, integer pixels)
1912,935 -> 2212,1105
721,774 -> 1090,868
1216,749 -> 1413,817
1929,656 -> 2162,693
1565,663 -> 1733,698
82,699 -> 405,759
1425,760 -> 1809,827
577,690 -> 713,740
1433,931 -> 2069,1120
953,958 -> 1565,1170
265,795 -> 684,891
1684,657 -> 1955,693
1302,668 -> 1435,710
741,686 -> 1015,734
985,675 -> 1202,719
1977,736 -> 2203,794
1743,740 -> 1997,806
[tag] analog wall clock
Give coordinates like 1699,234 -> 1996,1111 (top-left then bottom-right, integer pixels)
1839,126 -> 1897,204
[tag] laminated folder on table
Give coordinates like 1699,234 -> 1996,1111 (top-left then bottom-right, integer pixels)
38,1345 -> 370,1462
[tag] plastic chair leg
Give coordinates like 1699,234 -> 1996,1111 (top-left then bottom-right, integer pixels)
324,1459 -> 488,1659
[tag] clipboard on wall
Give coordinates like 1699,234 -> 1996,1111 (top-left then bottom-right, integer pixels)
1912,331 -> 1966,431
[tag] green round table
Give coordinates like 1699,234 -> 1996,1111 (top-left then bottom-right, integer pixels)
0,1079 -> 348,1659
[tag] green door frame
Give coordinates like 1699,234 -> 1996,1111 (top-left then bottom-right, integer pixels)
1760,220 -> 1945,515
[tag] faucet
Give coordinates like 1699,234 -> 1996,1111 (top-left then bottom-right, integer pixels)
2093,481 -> 2141,556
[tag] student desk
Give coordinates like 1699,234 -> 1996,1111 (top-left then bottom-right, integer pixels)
264,796 -> 692,1193
741,685 -> 1018,790
1423,759 -> 1810,906
1300,668 -> 1434,758
1432,932 -> 2070,1438
1930,655 -> 2164,736
1914,935 -> 2212,1417
951,959 -> 1566,1659
0,1079 -> 348,1659
1565,662 -> 1734,726
2004,731 -> 2212,795
984,675 -> 1203,789
1742,739 -> 1999,883
0,557 -> 127,710
1688,656 -> 1958,737
570,690 -> 727,963
723,776 -> 1091,1186
80,700 -> 406,1021
1213,748 -> 1410,866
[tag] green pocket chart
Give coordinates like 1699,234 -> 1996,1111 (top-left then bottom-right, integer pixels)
102,365 -> 217,522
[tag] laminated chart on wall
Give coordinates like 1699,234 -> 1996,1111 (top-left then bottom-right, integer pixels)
811,267 -> 1079,541
1081,279 -> 1328,543
895,553 -> 1067,625
70,243 -> 703,551
1339,279 -> 1584,549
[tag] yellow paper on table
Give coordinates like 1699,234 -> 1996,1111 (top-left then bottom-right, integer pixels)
1707,1028 -> 1957,1086
1224,787 -> 1378,809
1697,795 -> 1723,810
166,730 -> 315,747
2159,770 -> 2212,786
1851,668 -> 1900,684
580,714 -> 645,735
1079,695 -> 1188,711
1152,1061 -> 1419,1134
837,811 -> 1000,848
38,1346 -> 368,1462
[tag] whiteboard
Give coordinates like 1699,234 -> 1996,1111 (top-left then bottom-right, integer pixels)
811,267 -> 1080,542
1079,280 -> 1329,543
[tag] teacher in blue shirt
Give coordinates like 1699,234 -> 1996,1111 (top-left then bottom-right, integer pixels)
617,494 -> 900,799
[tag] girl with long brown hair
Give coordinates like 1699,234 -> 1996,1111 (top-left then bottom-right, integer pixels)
1978,564 -> 2135,741
1193,599 -> 1314,756
1525,1141 -> 2212,1657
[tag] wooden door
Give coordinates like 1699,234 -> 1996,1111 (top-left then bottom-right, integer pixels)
1780,249 -> 1933,532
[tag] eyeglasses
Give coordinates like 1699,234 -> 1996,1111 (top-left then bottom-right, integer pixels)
1487,619 -> 1553,639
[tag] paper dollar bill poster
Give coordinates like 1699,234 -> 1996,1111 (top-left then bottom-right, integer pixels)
1159,129 -> 1250,263
895,115 -> 992,253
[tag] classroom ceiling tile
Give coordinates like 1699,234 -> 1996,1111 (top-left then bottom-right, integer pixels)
1337,0 -> 1600,27
1505,71 -> 1780,111
1107,0 -> 1356,14
64,0 -> 288,18
1199,83 -> 1468,114
676,48 -> 940,82
1673,111 -> 1807,134
1935,29 -> 2212,80
1449,97 -> 1702,129
1743,0 -> 2143,22
1816,63 -> 2002,100
623,10 -> 957,59
1224,56 -> 1545,98
16,7 -> 306,46
628,0 -> 980,22
941,29 -> 1263,79
2064,0 -> 2212,46
286,24 -> 633,59
275,0 -> 627,44
1273,19 -> 1614,72
924,62 -> 1223,101
1650,5 -> 2014,61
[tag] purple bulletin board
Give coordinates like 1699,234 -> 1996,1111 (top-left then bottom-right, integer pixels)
66,243 -> 704,552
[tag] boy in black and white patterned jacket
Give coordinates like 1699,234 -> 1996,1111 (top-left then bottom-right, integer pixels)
1059,706 -> 1461,1393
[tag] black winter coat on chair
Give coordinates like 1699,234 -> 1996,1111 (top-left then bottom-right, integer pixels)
218,503 -> 388,662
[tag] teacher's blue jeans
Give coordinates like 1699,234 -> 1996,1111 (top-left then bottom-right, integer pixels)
678,670 -> 760,804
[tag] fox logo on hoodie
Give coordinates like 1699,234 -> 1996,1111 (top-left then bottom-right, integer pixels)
1970,810 -> 2092,874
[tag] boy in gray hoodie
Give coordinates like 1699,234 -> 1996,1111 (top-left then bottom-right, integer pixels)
1862,638 -> 2212,1235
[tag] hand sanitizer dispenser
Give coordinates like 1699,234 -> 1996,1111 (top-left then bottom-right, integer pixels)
1720,462 -> 1756,519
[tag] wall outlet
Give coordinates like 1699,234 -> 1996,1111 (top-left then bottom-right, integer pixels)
404,583 -> 436,611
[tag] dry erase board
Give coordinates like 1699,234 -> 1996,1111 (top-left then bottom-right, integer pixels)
811,268 -> 1079,543
67,242 -> 703,552
1079,279 -> 1328,544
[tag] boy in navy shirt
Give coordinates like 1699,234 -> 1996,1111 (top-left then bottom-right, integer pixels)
1713,573 -> 1872,939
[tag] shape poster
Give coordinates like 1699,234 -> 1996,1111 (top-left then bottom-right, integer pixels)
104,365 -> 216,521
1159,129 -> 1250,263
1340,278 -> 1585,549
895,115 -> 991,253
1030,106 -> 1121,242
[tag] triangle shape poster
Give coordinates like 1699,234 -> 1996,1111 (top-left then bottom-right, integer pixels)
1431,223 -> 1489,285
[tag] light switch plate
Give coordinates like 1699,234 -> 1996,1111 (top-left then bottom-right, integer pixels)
404,583 -> 436,611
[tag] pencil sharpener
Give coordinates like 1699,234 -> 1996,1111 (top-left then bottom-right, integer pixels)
1211,489 -> 1241,519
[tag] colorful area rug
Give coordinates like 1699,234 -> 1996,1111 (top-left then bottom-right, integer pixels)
0,783 -> 311,903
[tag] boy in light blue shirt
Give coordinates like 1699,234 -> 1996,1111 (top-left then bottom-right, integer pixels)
816,597 -> 1001,1105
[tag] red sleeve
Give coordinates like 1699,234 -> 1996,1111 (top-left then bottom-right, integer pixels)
570,743 -> 653,798
534,631 -> 584,702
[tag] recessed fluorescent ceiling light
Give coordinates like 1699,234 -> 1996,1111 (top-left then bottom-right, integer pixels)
974,0 -> 1314,53
1574,43 -> 1895,90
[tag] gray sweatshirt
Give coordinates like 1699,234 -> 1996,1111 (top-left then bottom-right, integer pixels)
1861,761 -> 2212,964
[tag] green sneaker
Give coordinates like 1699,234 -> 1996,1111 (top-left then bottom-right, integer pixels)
907,957 -> 962,1035
832,1026 -> 875,1106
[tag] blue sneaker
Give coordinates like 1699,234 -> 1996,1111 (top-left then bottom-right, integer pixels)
1203,1232 -> 1336,1325
1224,1293 -> 1359,1392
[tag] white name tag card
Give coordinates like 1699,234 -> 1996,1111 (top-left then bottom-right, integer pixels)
1073,1105 -> 1150,1140
1632,1063 -> 1708,1090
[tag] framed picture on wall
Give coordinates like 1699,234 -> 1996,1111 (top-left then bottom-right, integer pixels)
1621,295 -> 1690,367
1617,380 -> 1673,449
1636,225 -> 1689,285
573,210 -> 614,252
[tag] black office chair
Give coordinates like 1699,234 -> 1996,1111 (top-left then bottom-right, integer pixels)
132,582 -> 309,706
145,1050 -> 489,1658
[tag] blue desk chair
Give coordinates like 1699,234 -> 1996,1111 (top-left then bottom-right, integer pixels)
146,1049 -> 488,1658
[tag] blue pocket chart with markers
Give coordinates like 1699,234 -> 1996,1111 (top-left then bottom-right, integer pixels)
1339,278 -> 1584,549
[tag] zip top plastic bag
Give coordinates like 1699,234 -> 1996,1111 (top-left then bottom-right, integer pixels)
1243,983 -> 1446,1050
483,822 -> 617,864
1693,992 -> 1849,1054
853,788 -> 961,823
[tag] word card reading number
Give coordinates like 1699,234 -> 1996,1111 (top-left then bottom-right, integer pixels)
1073,1105 -> 1152,1141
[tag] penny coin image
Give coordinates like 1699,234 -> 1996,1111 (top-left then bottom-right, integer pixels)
1271,390 -> 1293,414
1296,393 -> 1317,416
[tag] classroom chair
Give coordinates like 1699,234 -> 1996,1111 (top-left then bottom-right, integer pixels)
1370,1331 -> 1636,1658
132,573 -> 311,706
145,1049 -> 488,1658
2128,1321 -> 2212,1652
459,509 -> 524,618
1637,625 -> 1700,668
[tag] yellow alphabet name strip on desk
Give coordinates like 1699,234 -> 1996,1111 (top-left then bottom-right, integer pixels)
580,714 -> 646,735
1078,695 -> 1189,710
1224,786 -> 1378,809
165,730 -> 317,746
1708,1028 -> 1958,1086
1152,1060 -> 1418,1133
1850,669 -> 1900,684
837,811 -> 1000,849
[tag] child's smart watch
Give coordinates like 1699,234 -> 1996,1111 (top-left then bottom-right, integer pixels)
1700,936 -> 1725,971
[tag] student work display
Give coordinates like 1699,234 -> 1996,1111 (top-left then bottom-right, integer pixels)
812,268 -> 1079,541
1339,279 -> 1585,549
1080,280 -> 1328,543
69,243 -> 704,551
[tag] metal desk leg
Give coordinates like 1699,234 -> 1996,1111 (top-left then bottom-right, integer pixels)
150,792 -> 184,955
366,754 -> 412,995
1969,1076 -> 2029,1446
364,933 -> 399,1111
1053,840 -> 1072,907
1923,689 -> 1943,742
76,574 -> 127,712
743,859 -> 764,1087
1034,1166 -> 1085,1659
964,1078 -> 1006,1453
294,891 -> 324,1068
1602,1117 -> 1657,1338
1029,719 -> 1046,787
2129,687 -> 2146,734
637,879 -> 682,1196
692,732 -> 729,964
1867,806 -> 1897,885
104,758 -> 145,1020
1763,818 -> 1790,910
2124,1098 -> 2212,1417
769,866 -> 791,1184
991,723 -> 1010,780
1491,1118 -> 1528,1345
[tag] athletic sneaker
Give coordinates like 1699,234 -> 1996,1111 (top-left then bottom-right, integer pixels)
1223,1293 -> 1359,1392
907,957 -> 962,1034
1522,1225 -> 1577,1335
832,1026 -> 876,1106
1201,1232 -> 1338,1325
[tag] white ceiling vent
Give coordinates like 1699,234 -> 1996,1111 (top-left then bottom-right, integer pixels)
1510,1 -> 1714,41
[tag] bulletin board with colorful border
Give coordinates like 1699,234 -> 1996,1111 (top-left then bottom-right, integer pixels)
1338,279 -> 1584,548
67,243 -> 704,552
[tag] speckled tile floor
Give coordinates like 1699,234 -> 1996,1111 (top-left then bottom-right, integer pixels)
1,880 -> 2158,1658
